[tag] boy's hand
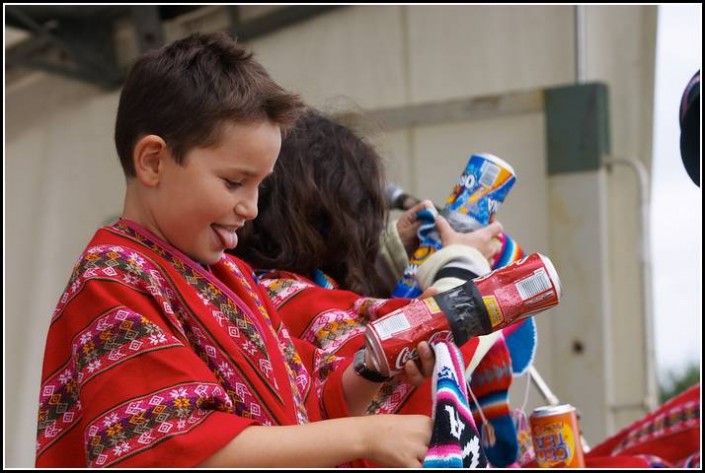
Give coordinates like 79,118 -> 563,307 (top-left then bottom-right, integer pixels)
363,414 -> 432,467
401,341 -> 435,387
396,200 -> 436,256
417,286 -> 439,300
435,215 -> 504,260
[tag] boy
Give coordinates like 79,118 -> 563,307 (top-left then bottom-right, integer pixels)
36,32 -> 433,468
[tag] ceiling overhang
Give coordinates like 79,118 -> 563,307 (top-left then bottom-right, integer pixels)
5,5 -> 345,89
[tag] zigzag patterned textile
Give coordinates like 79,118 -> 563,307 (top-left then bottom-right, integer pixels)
423,341 -> 488,468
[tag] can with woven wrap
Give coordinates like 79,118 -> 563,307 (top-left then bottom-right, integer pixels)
367,252 -> 561,376
530,404 -> 585,468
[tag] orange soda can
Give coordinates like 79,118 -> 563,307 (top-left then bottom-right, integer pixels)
530,404 -> 585,468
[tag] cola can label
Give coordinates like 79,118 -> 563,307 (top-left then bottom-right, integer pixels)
530,404 -> 585,468
473,253 -> 561,331
365,297 -> 454,376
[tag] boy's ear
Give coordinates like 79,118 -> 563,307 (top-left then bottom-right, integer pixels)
133,135 -> 169,187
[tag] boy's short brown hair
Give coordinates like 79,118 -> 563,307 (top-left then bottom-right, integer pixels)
114,32 -> 303,177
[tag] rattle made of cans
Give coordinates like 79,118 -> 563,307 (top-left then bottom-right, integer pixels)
530,404 -> 585,468
367,252 -> 561,376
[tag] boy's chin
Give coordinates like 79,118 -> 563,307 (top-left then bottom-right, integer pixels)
191,250 -> 225,266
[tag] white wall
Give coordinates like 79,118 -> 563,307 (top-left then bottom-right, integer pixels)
4,5 -> 657,466
5,75 -> 124,466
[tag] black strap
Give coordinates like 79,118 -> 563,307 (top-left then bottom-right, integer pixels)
433,266 -> 478,283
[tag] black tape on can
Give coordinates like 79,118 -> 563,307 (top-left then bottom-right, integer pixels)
434,280 -> 491,345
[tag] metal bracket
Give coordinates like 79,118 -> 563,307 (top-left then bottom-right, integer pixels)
5,6 -> 124,89
5,5 -> 346,89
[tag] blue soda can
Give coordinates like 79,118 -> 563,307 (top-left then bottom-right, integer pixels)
391,153 -> 518,298
441,153 -> 517,232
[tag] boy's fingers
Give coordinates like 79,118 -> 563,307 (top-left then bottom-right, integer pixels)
416,341 -> 435,377
403,359 -> 425,386
418,287 -> 439,299
434,214 -> 452,237
486,221 -> 503,237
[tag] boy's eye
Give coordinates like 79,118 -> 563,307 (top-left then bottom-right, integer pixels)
223,178 -> 242,189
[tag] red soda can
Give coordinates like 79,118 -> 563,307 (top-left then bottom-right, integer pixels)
366,252 -> 561,376
530,404 -> 585,468
473,253 -> 561,332
365,283 -> 487,376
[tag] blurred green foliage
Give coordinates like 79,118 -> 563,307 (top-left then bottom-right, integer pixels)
658,361 -> 700,404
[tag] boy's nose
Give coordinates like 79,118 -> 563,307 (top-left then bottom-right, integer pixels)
235,197 -> 258,221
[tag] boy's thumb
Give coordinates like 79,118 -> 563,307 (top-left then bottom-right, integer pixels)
434,213 -> 452,238
485,220 -> 504,237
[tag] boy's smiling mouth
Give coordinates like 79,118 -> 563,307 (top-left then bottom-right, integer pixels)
212,224 -> 241,249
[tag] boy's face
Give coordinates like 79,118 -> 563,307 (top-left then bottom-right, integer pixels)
147,120 -> 281,265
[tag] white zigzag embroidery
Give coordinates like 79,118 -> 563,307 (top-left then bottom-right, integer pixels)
444,404 -> 465,439
463,436 -> 484,468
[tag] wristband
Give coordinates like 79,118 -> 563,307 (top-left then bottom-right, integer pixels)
353,348 -> 390,383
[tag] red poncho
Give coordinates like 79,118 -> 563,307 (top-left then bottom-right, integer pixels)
36,220 -> 350,467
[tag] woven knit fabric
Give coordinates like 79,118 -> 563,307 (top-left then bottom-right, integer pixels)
468,334 -> 519,467
585,382 -> 700,467
490,231 -> 523,269
502,316 -> 537,376
513,407 -> 535,466
423,341 -> 488,468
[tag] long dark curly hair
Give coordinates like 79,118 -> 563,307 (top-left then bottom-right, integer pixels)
234,108 -> 390,296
